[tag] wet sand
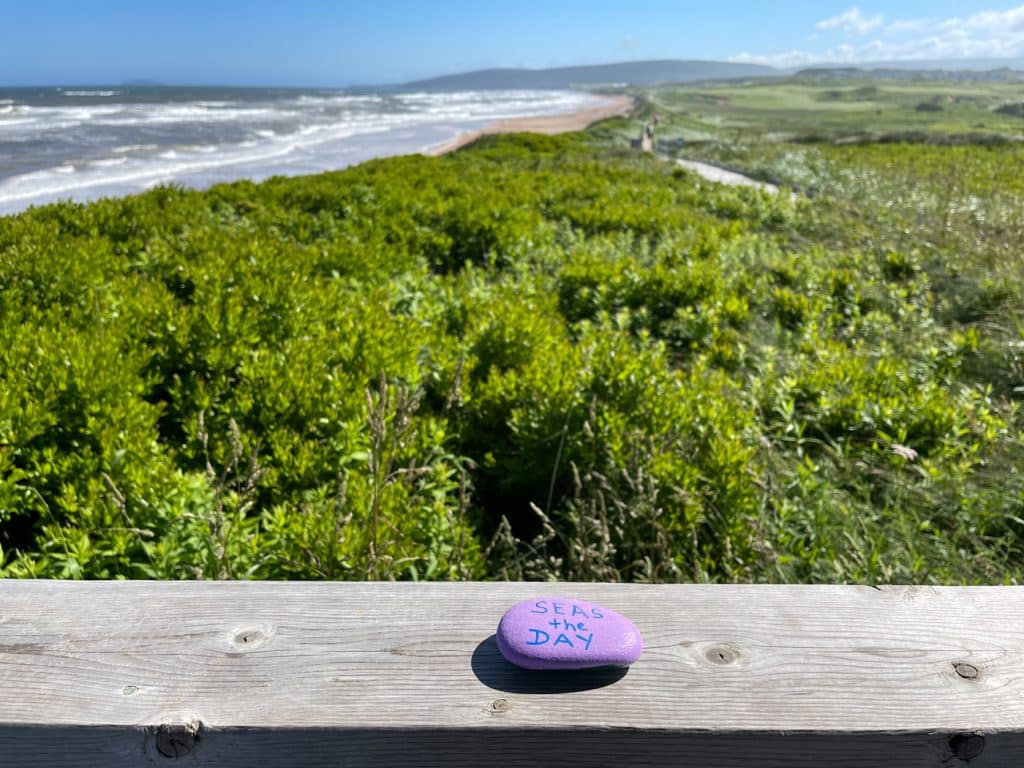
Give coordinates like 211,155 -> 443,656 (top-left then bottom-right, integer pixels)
427,95 -> 634,155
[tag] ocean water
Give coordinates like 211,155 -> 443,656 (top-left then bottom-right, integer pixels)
0,86 -> 604,215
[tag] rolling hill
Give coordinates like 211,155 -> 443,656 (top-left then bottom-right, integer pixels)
402,60 -> 777,91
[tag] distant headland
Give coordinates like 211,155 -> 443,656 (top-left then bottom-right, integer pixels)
400,60 -> 777,91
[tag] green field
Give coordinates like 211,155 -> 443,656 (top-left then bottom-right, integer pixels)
1,77 -> 1023,583
625,76 -> 1024,141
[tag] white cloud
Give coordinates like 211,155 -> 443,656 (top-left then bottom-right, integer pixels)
732,3 -> 1024,68
731,50 -> 823,68
817,7 -> 884,36
884,18 -> 931,35
948,5 -> 1024,32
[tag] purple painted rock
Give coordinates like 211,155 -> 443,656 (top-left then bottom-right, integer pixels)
496,597 -> 643,670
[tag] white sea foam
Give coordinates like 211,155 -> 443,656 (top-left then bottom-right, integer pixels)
92,106 -> 284,127
0,104 -> 125,135
63,90 -> 119,97
0,89 -> 607,214
90,157 -> 128,168
112,144 -> 160,153
295,94 -> 384,106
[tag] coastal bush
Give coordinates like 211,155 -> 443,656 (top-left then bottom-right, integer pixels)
1,130 -> 1022,583
995,103 -> 1024,118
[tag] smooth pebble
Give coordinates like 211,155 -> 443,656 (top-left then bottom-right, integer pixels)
496,597 -> 643,670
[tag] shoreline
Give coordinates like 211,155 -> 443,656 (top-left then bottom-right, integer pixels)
426,94 -> 634,155
0,93 -> 636,216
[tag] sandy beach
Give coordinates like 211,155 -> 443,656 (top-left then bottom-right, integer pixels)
427,94 -> 634,155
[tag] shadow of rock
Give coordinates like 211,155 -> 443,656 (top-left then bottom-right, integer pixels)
470,635 -> 628,694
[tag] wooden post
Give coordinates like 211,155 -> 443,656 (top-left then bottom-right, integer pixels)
0,582 -> 1021,766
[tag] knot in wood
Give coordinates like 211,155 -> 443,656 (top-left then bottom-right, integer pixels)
487,698 -> 511,715
705,644 -> 740,666
949,733 -> 985,761
953,662 -> 980,681
226,624 -> 274,655
234,628 -> 267,647
154,718 -> 202,759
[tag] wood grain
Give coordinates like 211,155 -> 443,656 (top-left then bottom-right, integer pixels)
0,582 -> 1021,766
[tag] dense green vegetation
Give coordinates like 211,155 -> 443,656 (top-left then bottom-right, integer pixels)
2,78 -> 1023,582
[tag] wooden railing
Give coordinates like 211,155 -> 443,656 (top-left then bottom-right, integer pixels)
0,582 -> 1020,766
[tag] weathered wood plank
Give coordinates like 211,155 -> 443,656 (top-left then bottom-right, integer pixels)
0,582 -> 1021,766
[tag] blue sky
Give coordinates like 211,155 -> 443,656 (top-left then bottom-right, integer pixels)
1,1 -> 1022,86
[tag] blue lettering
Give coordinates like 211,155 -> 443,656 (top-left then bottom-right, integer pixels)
554,633 -> 574,648
552,602 -> 566,615
590,607 -> 604,619
572,605 -> 589,618
546,619 -> 589,632
526,629 -> 550,646
576,633 -> 594,651
531,600 -> 548,614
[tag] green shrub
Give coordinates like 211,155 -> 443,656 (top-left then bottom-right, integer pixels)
1,131 -> 1021,584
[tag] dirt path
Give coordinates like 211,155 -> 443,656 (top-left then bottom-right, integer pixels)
675,159 -> 781,195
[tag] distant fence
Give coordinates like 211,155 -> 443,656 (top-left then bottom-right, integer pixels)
0,582 -> 1020,767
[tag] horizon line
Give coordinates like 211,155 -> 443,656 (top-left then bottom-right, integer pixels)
3,55 -> 1024,90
